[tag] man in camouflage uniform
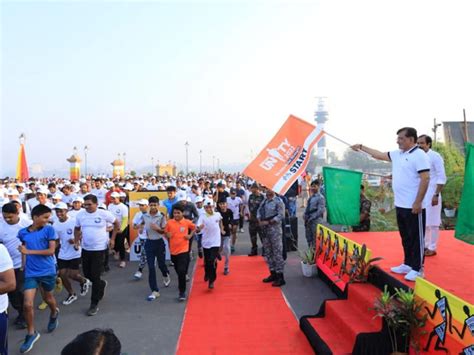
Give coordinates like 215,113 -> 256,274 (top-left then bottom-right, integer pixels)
257,188 -> 286,287
352,185 -> 372,232
304,180 -> 326,247
247,183 -> 265,256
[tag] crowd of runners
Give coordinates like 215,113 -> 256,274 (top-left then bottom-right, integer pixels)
0,172 -> 317,354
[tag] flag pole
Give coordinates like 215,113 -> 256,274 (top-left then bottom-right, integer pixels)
323,130 -> 391,179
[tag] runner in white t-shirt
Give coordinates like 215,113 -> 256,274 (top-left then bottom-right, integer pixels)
0,202 -> 31,328
197,199 -> 224,289
226,189 -> 243,254
74,194 -> 119,316
0,244 -> 16,355
108,192 -> 129,268
53,203 -> 91,306
132,199 -> 149,280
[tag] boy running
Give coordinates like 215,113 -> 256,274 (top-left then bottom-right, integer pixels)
197,199 -> 224,289
53,203 -> 91,306
132,199 -> 149,280
164,204 -> 195,301
217,201 -> 233,275
18,204 -> 59,353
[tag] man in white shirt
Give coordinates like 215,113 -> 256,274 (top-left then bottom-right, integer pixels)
74,194 -> 119,316
0,202 -> 31,328
0,244 -> 16,355
68,196 -> 84,219
91,179 -> 107,205
108,192 -> 129,268
197,199 -> 224,289
226,189 -> 243,254
53,203 -> 91,306
417,135 -> 447,256
352,127 -> 430,282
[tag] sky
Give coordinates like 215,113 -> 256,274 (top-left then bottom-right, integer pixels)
1,0 -> 473,176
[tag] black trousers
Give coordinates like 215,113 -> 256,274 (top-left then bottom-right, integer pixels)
8,268 -> 24,318
171,252 -> 190,294
114,231 -> 126,261
396,207 -> 426,272
203,247 -> 220,283
82,249 -> 106,306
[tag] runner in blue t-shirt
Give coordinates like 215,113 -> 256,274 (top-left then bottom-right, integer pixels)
17,204 -> 59,354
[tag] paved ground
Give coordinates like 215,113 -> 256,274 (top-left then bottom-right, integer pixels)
8,207 -> 334,354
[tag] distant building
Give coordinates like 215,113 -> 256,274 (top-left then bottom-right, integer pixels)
443,121 -> 474,154
157,164 -> 176,177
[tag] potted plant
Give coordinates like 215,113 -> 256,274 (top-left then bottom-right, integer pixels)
300,248 -> 317,277
373,286 -> 427,354
344,244 -> 383,283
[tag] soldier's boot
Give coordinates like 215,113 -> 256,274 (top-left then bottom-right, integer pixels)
272,273 -> 286,287
248,246 -> 258,256
262,271 -> 276,283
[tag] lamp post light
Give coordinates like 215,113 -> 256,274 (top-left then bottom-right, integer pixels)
212,155 -> 215,172
185,141 -> 189,175
84,145 -> 89,177
217,157 -> 220,172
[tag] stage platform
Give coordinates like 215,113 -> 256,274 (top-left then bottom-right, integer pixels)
342,230 -> 474,303
300,230 -> 474,354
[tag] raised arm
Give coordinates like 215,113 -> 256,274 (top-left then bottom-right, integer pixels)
351,144 -> 390,162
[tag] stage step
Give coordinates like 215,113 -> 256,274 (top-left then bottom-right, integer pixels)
302,283 -> 383,354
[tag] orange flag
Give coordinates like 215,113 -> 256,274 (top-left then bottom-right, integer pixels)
16,143 -> 29,182
243,115 -> 324,195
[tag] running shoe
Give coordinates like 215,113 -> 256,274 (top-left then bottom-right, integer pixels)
37,301 -> 48,310
87,304 -> 99,316
55,277 -> 63,293
47,308 -> 59,332
62,294 -> 77,305
163,274 -> 171,287
134,271 -> 143,280
20,331 -> 40,353
80,279 -> 92,296
147,291 -> 160,301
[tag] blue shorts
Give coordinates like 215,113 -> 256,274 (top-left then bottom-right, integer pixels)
24,275 -> 57,292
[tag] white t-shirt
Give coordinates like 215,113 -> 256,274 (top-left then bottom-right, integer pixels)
197,212 -> 222,248
68,208 -> 84,219
108,203 -> 129,227
91,188 -> 107,204
132,211 -> 147,240
0,218 -> 32,269
226,196 -> 243,220
0,244 -> 13,312
75,209 -> 117,251
61,193 -> 76,205
389,146 -> 430,209
54,217 -> 81,260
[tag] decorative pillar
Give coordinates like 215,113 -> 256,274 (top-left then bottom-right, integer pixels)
111,154 -> 125,178
66,147 -> 82,181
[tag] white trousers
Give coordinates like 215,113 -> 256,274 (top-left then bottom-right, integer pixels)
425,226 -> 440,251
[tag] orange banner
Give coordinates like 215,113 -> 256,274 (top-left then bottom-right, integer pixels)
243,115 -> 324,195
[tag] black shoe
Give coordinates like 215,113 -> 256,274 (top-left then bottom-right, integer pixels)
208,281 -> 214,289
248,249 -> 258,256
272,273 -> 286,287
87,304 -> 99,316
216,253 -> 222,261
262,271 -> 276,283
15,315 -> 27,329
198,250 -> 203,259
204,274 -> 209,282
104,265 -> 110,273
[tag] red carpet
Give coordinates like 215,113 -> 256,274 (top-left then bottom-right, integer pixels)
342,230 -> 474,303
177,256 -> 313,355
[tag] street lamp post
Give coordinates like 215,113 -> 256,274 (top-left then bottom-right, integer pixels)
151,157 -> 154,175
185,141 -> 189,175
199,150 -> 202,174
217,158 -> 220,172
123,152 -> 126,173
212,156 -> 215,172
84,145 -> 89,177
